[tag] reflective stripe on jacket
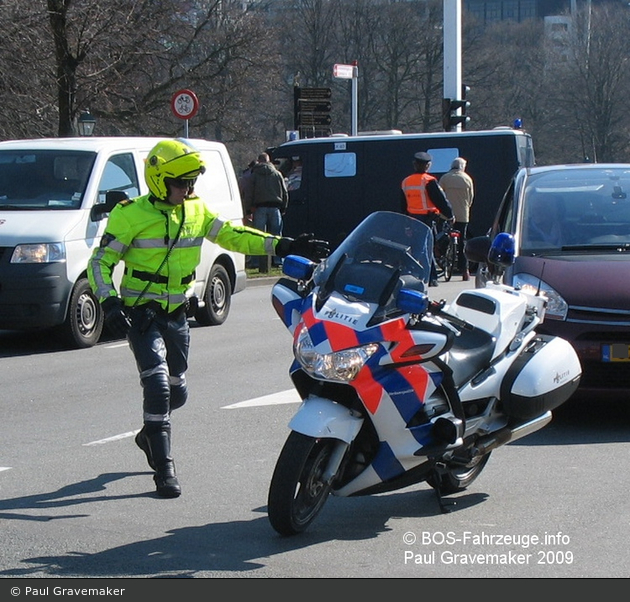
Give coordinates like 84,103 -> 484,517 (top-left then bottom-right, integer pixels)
88,193 -> 278,312
401,173 -> 440,215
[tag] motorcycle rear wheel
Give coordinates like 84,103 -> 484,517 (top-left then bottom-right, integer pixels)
268,432 -> 335,536
426,451 -> 491,495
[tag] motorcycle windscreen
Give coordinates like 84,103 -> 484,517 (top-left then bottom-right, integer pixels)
312,211 -> 433,307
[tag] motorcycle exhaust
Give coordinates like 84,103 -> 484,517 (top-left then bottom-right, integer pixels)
473,411 -> 552,456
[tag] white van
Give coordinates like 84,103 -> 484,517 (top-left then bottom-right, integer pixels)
0,136 -> 247,348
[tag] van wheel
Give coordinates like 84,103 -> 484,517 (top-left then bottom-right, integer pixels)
195,264 -> 232,326
60,278 -> 103,348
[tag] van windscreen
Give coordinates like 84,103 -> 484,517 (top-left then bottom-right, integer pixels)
0,150 -> 96,209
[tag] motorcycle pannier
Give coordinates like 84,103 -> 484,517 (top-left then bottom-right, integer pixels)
500,335 -> 581,420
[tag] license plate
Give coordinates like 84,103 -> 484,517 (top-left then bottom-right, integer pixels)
602,344 -> 630,362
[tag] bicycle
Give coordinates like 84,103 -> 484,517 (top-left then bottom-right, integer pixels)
433,220 -> 461,282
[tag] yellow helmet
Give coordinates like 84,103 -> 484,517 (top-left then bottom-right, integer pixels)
145,139 -> 206,200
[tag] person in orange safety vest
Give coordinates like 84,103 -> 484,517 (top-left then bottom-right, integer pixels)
400,151 -> 454,286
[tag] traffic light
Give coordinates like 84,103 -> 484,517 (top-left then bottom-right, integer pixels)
461,84 -> 470,128
442,98 -> 470,131
442,85 -> 470,131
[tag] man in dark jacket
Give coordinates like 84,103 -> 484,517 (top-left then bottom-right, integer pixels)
244,152 -> 289,267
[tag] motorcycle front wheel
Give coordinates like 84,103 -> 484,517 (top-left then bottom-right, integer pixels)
426,451 -> 491,495
267,431 -> 336,536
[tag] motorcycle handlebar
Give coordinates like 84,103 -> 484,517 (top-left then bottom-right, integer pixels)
427,299 -> 474,331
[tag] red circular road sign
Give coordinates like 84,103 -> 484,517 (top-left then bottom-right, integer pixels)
171,89 -> 199,120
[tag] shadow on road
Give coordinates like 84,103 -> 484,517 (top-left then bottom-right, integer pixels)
0,391 -> 626,578
510,392 -> 630,446
0,478 -> 486,577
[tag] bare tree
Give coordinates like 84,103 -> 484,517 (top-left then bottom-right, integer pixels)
278,0 -> 340,88
553,3 -> 630,162
4,1 -> 630,168
463,17 -> 548,130
334,0 -> 444,133
0,2 -> 56,138
276,0 -> 446,135
0,0 -> 281,158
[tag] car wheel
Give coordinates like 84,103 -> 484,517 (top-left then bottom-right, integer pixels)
59,278 -> 103,348
195,264 -> 232,326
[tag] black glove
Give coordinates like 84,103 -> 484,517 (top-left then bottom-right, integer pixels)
276,233 -> 330,261
102,296 -> 132,339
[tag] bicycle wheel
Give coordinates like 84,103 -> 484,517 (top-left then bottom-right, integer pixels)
442,238 -> 456,282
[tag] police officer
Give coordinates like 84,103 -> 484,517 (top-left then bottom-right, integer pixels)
88,139 -> 328,498
400,151 -> 454,286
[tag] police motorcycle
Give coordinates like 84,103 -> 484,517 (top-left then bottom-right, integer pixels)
267,211 -> 581,536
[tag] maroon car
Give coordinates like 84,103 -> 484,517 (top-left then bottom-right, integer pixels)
467,163 -> 630,397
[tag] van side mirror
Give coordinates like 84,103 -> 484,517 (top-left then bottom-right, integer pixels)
91,190 -> 128,222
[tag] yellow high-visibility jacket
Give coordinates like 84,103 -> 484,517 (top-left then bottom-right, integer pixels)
88,193 -> 278,312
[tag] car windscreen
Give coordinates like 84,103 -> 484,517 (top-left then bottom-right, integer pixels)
0,150 -> 96,210
521,167 -> 630,252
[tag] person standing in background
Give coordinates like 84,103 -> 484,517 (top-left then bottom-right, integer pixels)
439,157 -> 474,281
401,151 -> 454,286
238,159 -> 256,227
238,159 -> 257,267
244,153 -> 289,268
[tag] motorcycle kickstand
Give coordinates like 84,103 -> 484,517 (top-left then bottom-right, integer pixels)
430,463 -> 456,514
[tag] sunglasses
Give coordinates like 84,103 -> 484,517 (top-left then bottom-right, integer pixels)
167,177 -> 197,190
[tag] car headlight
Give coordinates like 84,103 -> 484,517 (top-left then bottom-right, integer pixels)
512,273 -> 568,320
10,243 -> 66,264
294,324 -> 379,382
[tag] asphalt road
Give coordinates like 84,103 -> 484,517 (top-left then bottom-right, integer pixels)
0,275 -> 629,586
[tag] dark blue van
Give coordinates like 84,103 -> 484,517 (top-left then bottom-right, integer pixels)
270,128 -> 535,248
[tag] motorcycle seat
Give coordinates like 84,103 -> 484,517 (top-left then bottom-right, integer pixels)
447,326 -> 496,387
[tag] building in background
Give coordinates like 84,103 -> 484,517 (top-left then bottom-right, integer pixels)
463,0 -> 624,25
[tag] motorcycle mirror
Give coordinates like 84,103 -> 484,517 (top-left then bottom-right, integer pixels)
396,288 -> 429,315
488,232 -> 516,268
282,254 -> 317,280
464,235 -> 491,263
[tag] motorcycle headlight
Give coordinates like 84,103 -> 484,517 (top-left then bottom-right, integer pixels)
294,325 -> 379,382
513,273 -> 568,320
11,242 -> 66,264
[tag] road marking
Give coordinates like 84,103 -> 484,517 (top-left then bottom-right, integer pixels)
104,342 -> 129,349
222,389 -> 300,409
0,467 -> 12,472
82,391 -> 300,446
83,430 -> 139,446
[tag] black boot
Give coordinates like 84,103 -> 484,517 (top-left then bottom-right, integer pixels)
146,424 -> 181,498
135,425 -> 156,470
153,461 -> 181,499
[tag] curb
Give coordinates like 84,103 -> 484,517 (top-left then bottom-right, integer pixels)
246,276 -> 474,300
247,276 -> 281,287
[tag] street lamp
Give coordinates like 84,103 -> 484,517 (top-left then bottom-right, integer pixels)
77,110 -> 96,136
